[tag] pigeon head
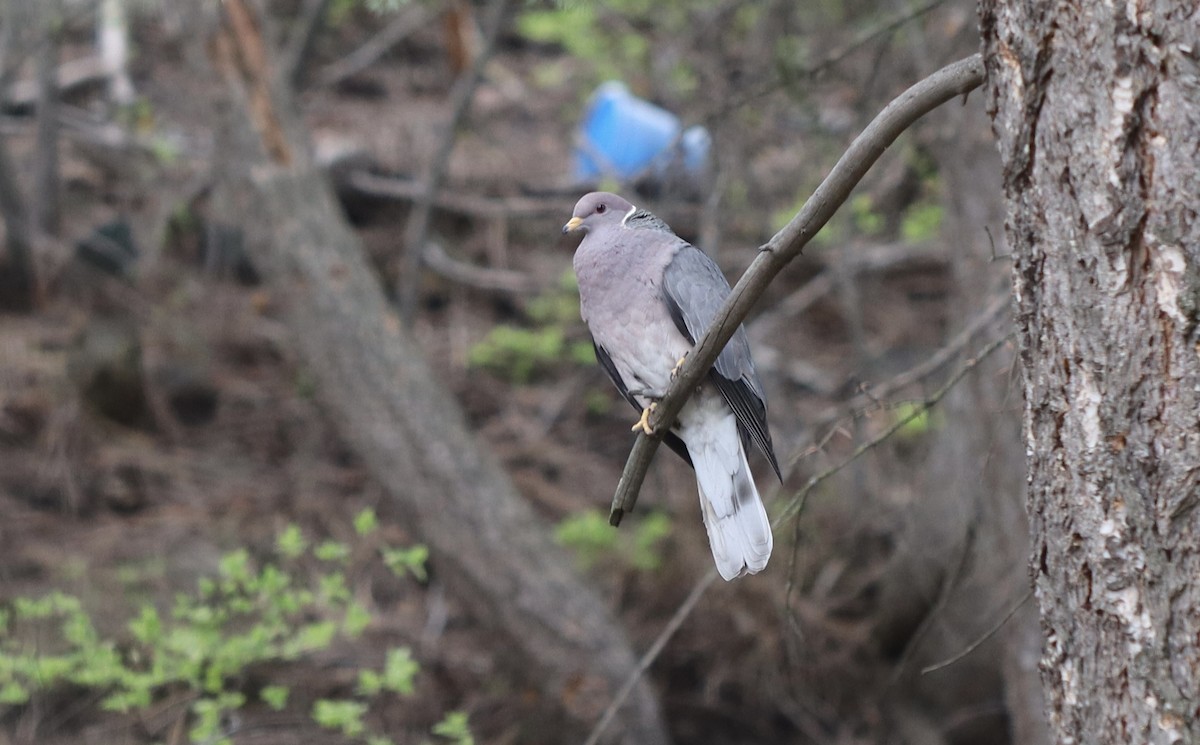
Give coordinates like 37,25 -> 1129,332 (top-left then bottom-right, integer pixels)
562,192 -> 634,235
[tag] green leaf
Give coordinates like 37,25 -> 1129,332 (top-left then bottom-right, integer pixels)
261,685 -> 289,711
289,621 -> 337,654
554,510 -> 617,568
314,541 -> 350,563
432,710 -> 474,745
128,604 -> 162,645
380,545 -> 428,581
381,647 -> 419,695
569,340 -> 596,366
343,601 -> 372,637
900,202 -> 944,242
357,668 -> 382,696
891,400 -> 941,438
319,572 -> 350,603
0,681 -> 29,705
218,549 -> 253,586
276,524 -> 307,559
353,508 -> 379,537
630,512 -> 672,571
312,699 -> 368,737
189,693 -> 244,745
851,194 -> 884,236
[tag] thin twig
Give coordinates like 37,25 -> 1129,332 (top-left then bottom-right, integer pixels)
580,570 -> 717,745
886,524 -> 977,686
811,290 -> 1009,432
0,63 -> 35,309
314,3 -> 434,88
398,0 -> 514,324
776,333 -> 1010,524
920,588 -> 1034,675
421,240 -> 537,294
33,0 -> 60,235
348,170 -> 574,219
702,0 -> 950,127
753,239 -> 948,340
609,54 -> 986,525
283,0 -> 331,88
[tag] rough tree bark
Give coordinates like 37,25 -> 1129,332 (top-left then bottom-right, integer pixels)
206,4 -> 671,743
981,1 -> 1200,742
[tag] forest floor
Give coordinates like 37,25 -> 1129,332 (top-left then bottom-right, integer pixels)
0,6 -> 978,745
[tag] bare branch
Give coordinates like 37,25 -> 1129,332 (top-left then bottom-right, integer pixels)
920,588 -> 1034,675
0,130 -> 35,311
581,570 -> 718,745
5,55 -> 111,109
398,0 -> 515,324
609,54 -> 986,525
33,1 -> 61,235
809,290 -> 1009,433
347,170 -> 574,219
776,333 -> 1010,524
887,525 -> 978,686
98,0 -> 135,107
282,0 -> 331,88
314,3 -> 434,88
421,240 -> 537,295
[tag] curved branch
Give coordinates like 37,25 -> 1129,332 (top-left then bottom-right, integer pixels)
609,53 -> 986,525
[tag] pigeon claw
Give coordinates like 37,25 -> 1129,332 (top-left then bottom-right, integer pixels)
631,403 -> 657,436
669,353 -> 688,380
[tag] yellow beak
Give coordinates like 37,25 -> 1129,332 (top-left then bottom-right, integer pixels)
562,216 -> 584,234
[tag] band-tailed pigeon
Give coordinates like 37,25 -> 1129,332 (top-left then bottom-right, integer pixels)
563,192 -> 780,580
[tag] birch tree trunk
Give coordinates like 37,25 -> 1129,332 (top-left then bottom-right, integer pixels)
980,1 -> 1200,742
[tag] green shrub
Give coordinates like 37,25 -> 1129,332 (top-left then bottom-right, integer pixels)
469,272 -> 595,383
555,509 -> 672,571
0,510 -> 468,745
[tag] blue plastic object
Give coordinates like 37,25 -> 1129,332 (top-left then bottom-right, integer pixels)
574,81 -> 710,185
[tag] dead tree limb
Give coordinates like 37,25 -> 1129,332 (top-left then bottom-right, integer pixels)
33,0 -> 61,234
421,240 -> 537,294
0,129 -> 34,311
314,3 -> 433,88
609,53 -> 986,525
809,290 -> 1009,432
398,0 -> 513,323
282,0 -> 330,88
98,0 -> 135,107
210,3 -> 670,742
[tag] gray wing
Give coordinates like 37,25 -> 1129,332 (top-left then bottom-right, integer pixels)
661,244 -> 781,480
593,341 -> 694,469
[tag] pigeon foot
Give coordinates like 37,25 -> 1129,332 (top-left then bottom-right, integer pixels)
631,403 -> 657,436
670,353 -> 688,380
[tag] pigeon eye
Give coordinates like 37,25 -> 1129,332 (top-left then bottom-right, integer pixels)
596,204 -> 607,214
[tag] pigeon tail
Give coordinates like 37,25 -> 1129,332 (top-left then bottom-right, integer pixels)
685,410 -> 773,581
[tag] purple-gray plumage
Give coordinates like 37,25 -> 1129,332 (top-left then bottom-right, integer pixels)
564,192 -> 779,580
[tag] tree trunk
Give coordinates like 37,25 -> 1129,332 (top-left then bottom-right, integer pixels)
980,1 -> 1200,742
207,4 -> 671,743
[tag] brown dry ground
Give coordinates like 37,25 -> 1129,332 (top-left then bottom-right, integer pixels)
0,7 -> 978,745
